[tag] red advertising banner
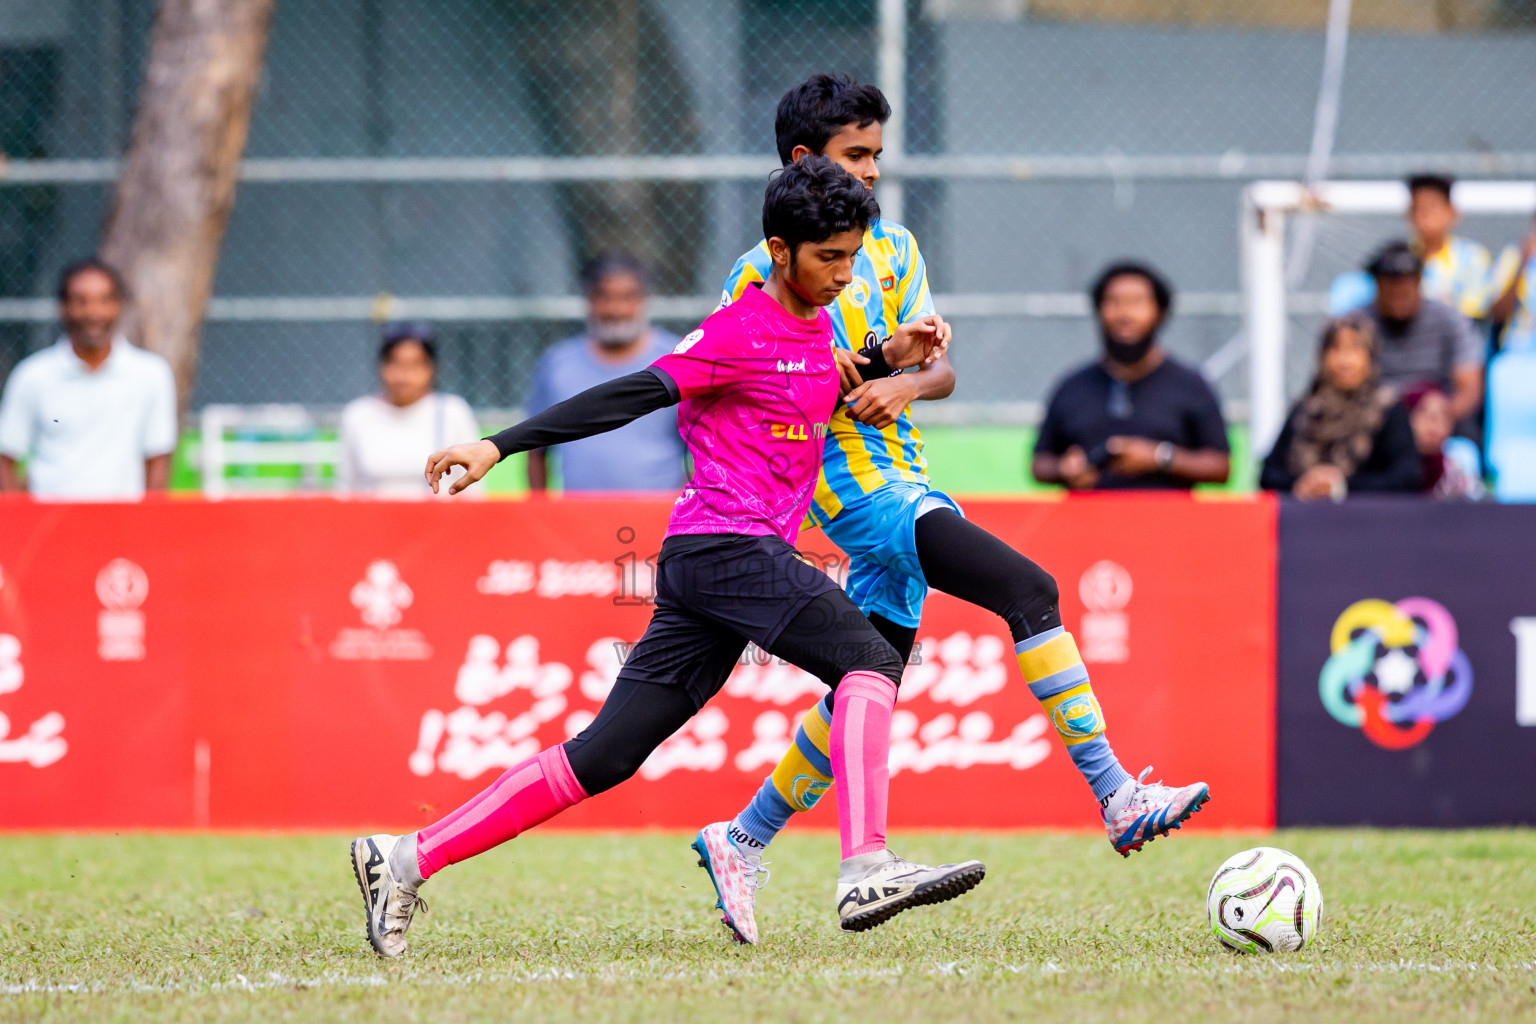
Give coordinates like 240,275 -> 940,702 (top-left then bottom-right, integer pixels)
0,495 -> 1275,831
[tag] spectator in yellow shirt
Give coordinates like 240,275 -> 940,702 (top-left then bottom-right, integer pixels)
1408,174 -> 1493,321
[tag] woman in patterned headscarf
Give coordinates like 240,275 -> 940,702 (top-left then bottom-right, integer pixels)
1260,314 -> 1422,500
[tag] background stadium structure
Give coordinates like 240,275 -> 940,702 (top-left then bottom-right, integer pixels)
0,0 -> 1534,429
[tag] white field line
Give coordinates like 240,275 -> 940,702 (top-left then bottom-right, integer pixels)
4,959 -> 1533,997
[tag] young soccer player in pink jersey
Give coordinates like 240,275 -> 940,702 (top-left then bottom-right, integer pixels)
349,157 -> 981,958
694,73 -> 1211,948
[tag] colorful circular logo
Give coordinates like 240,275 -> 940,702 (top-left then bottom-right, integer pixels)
1050,694 -> 1104,740
1319,598 -> 1472,749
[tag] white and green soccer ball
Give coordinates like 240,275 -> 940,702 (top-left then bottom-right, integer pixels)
1205,847 -> 1322,953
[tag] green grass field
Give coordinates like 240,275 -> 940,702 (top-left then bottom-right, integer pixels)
3,830 -> 1533,1023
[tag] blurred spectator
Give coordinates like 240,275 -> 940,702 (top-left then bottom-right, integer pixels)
338,322 -> 480,498
1407,174 -> 1493,320
1365,241 -> 1484,424
1260,315 -> 1421,500
1032,261 -> 1229,490
0,258 -> 176,500
1401,383 -> 1485,500
1490,213 -> 1536,352
525,252 -> 686,493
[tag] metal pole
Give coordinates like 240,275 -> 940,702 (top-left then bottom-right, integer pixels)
877,0 -> 906,225
1284,0 -> 1354,287
1242,187 -> 1288,462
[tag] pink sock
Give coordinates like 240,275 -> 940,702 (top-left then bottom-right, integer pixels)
830,671 -> 898,860
415,745 -> 587,879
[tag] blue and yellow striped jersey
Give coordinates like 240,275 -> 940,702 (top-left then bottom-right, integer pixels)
1419,235 -> 1494,319
721,218 -> 936,527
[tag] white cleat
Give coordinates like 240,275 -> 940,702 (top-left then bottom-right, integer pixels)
1102,765 -> 1211,857
834,850 -> 986,933
350,833 -> 427,957
692,821 -> 767,945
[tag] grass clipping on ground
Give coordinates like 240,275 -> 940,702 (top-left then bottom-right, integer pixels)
2,830 -> 1533,1023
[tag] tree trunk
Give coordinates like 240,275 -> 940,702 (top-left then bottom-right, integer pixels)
518,0 -> 703,293
101,0 -> 275,409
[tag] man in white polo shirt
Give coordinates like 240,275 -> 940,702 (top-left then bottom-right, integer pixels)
0,258 -> 177,499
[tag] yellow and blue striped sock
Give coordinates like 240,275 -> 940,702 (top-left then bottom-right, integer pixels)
1016,626 -> 1132,801
732,700 -> 834,848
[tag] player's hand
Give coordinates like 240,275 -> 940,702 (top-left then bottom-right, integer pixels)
886,315 -> 949,369
1105,436 -> 1161,477
834,347 -> 866,395
425,439 -> 500,495
845,374 -> 919,428
1059,446 -> 1100,490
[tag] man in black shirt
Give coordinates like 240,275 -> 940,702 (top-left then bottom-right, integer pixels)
1032,262 -> 1231,491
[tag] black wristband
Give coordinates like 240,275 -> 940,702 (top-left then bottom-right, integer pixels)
858,338 -> 897,379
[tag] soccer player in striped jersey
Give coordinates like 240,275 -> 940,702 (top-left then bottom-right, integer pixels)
692,75 -> 1209,945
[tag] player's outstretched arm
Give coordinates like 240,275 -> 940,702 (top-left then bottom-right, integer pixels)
425,368 -> 681,495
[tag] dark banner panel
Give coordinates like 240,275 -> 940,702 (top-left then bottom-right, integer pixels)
1278,500 -> 1536,826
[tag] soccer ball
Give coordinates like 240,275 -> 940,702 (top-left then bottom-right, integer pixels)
1205,847 -> 1322,953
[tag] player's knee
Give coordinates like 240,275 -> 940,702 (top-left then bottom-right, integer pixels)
1004,560 -> 1063,639
854,637 -> 905,688
562,738 -> 645,797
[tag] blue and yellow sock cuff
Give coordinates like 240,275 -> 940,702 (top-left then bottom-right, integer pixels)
1016,628 -> 1089,696
1017,629 -> 1105,746
769,703 -> 834,812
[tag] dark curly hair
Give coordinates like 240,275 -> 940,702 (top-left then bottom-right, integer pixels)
774,73 -> 890,166
762,155 -> 880,257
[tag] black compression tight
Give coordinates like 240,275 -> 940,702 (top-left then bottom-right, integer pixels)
564,590 -> 903,796
817,507 -> 1061,719
913,508 -> 1062,643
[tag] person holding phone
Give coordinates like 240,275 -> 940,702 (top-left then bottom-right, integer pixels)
1031,262 -> 1231,491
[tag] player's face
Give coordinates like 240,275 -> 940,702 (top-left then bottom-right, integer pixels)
60,268 -> 122,351
786,228 -> 865,306
1408,189 -> 1456,244
816,122 -> 883,191
1098,274 -> 1162,344
380,339 -> 435,407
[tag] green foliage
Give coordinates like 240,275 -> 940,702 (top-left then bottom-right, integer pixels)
1,829 -> 1533,1022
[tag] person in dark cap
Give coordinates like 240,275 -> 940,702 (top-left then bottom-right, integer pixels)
339,320 -> 481,497
1032,261 -> 1230,490
1365,240 -> 1484,427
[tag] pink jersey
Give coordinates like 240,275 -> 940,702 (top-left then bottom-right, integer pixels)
650,283 -> 838,544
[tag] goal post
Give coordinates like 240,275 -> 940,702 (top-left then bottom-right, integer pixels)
1240,179 -> 1536,461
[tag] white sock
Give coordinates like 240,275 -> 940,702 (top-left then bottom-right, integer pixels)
389,832 -> 425,889
838,849 -> 894,882
726,818 -> 766,871
1100,777 -> 1137,818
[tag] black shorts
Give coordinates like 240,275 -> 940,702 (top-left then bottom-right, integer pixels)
619,532 -> 843,708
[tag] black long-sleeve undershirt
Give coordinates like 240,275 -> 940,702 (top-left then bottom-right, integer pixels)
486,367 -> 680,460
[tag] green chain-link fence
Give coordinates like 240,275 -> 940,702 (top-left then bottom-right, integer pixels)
2,0 -> 1535,424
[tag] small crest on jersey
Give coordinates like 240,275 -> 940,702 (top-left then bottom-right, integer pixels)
675,329 -> 705,353
879,274 -> 896,291
845,279 -> 870,307
714,289 -> 732,312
